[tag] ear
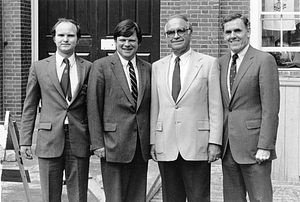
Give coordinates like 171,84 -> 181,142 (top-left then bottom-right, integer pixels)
247,27 -> 251,38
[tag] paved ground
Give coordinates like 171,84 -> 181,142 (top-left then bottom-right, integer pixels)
1,155 -> 300,202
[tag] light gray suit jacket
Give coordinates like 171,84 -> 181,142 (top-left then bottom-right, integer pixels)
151,50 -> 223,161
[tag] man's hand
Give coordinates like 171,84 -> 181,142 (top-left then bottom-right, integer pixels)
150,145 -> 157,162
255,149 -> 270,164
93,148 -> 105,158
207,144 -> 221,163
20,146 -> 33,160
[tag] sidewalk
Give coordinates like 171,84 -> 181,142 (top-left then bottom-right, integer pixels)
1,157 -> 300,201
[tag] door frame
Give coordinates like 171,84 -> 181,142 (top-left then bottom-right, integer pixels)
31,0 -> 39,62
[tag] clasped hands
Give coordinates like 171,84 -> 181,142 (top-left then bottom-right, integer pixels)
93,147 -> 106,158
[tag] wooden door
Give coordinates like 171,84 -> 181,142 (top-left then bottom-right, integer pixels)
38,0 -> 160,63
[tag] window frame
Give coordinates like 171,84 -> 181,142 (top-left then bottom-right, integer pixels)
251,0 -> 300,53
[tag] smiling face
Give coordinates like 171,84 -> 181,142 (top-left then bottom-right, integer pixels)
165,17 -> 191,56
53,21 -> 78,58
223,18 -> 250,54
115,30 -> 139,61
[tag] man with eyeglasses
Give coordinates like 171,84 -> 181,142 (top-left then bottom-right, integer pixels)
150,14 -> 223,202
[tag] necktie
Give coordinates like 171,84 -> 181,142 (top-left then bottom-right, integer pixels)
128,61 -> 138,105
229,54 -> 238,92
172,56 -> 181,101
61,58 -> 72,102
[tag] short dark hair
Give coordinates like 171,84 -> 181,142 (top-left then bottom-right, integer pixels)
221,13 -> 250,31
51,18 -> 81,39
113,19 -> 142,44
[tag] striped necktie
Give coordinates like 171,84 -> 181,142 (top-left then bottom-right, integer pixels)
128,60 -> 138,105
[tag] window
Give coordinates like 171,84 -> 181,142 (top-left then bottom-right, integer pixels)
251,0 -> 300,68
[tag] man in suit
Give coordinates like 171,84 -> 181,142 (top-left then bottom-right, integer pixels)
87,19 -> 151,202
219,13 -> 280,202
150,14 -> 223,202
20,18 -> 92,202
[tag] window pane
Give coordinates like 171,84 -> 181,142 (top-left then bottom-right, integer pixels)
269,51 -> 300,68
262,17 -> 300,47
262,0 -> 300,12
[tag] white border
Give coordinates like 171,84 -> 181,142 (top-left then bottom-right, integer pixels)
250,0 -> 261,49
31,0 -> 38,62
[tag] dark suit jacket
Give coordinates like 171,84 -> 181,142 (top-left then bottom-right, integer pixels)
87,52 -> 151,163
20,54 -> 92,158
219,46 -> 280,164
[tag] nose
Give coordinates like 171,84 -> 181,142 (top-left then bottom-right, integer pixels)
174,31 -> 180,39
124,40 -> 130,46
63,35 -> 69,42
230,31 -> 236,38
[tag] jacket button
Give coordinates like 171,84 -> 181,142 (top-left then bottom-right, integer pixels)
229,109 -> 232,112
175,106 -> 179,109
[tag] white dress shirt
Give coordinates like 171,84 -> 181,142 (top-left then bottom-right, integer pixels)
168,48 -> 192,91
56,53 -> 78,124
56,52 -> 79,103
117,52 -> 139,92
227,44 -> 249,98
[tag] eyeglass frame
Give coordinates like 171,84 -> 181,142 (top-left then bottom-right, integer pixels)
165,28 -> 191,38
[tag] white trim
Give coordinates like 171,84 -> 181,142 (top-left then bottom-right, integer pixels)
280,77 -> 300,86
250,0 -> 261,49
31,0 -> 38,62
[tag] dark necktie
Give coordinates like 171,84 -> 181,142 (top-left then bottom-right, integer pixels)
61,58 -> 72,102
229,54 -> 238,92
128,61 -> 138,105
172,56 -> 181,101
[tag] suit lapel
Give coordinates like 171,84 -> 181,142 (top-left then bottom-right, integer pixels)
110,53 -> 136,107
230,46 -> 254,98
177,51 -> 202,103
158,55 -> 175,105
71,56 -> 85,102
45,55 -> 65,99
136,57 -> 146,110
221,54 -> 231,106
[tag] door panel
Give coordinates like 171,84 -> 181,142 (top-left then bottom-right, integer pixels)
39,0 -> 160,63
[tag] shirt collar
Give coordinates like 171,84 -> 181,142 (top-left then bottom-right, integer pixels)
117,52 -> 137,67
56,52 -> 76,67
231,44 -> 249,59
171,48 -> 192,64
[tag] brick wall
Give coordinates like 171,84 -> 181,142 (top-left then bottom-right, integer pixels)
2,0 -> 31,122
160,0 -> 250,59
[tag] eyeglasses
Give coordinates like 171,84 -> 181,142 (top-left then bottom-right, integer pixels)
165,28 -> 190,38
